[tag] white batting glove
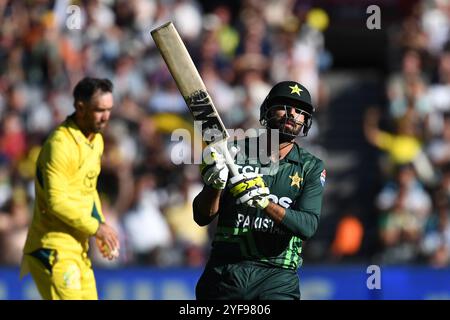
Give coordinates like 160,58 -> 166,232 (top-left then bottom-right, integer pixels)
200,145 -> 238,190
248,194 -> 271,210
228,172 -> 270,209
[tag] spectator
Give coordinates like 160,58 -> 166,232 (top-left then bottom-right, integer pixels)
364,107 -> 423,171
420,192 -> 450,267
0,186 -> 30,265
164,174 -> 206,267
427,112 -> 450,168
376,164 -> 432,263
122,172 -> 173,265
0,112 -> 27,164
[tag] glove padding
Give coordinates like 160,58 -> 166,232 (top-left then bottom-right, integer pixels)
200,145 -> 238,189
229,172 -> 270,209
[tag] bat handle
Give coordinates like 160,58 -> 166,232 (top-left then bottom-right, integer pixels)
215,141 -> 240,177
224,147 -> 240,177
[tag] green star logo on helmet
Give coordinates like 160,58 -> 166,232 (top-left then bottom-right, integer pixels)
289,84 -> 302,96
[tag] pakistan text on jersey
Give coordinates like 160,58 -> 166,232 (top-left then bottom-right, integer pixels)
236,213 -> 288,235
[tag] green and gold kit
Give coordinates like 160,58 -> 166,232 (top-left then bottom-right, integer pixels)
210,138 -> 326,271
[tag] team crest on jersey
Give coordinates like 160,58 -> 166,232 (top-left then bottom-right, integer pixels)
84,170 -> 97,189
289,172 -> 302,188
320,169 -> 326,187
63,264 -> 81,290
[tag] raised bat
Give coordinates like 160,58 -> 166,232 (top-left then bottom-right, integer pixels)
151,21 -> 239,176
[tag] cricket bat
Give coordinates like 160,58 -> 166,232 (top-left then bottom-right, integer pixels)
151,21 -> 239,176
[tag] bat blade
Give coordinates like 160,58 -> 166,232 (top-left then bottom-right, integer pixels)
151,22 -> 238,176
151,22 -> 229,145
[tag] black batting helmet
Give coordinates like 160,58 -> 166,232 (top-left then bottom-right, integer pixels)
260,81 -> 315,138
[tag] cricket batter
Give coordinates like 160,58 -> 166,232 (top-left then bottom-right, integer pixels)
21,77 -> 120,300
194,81 -> 326,300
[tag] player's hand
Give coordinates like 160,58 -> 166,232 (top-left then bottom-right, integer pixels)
95,223 -> 120,260
200,145 -> 238,190
95,238 -> 119,260
229,172 -> 270,209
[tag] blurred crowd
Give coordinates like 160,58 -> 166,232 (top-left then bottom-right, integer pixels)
0,0 -> 330,267
362,0 -> 450,267
1,0 -> 449,269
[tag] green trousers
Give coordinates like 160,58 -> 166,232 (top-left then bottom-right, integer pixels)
196,260 -> 300,300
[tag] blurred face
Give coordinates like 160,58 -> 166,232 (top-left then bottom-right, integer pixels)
397,166 -> 415,187
440,53 -> 450,76
403,51 -> 420,75
442,118 -> 450,140
78,91 -> 113,134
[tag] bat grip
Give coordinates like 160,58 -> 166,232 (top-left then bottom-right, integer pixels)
215,141 -> 240,177
223,147 -> 240,177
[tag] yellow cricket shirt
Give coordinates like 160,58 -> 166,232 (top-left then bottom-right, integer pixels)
375,131 -> 422,164
23,116 -> 105,256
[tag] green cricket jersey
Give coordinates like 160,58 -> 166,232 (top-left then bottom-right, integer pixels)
209,138 -> 325,271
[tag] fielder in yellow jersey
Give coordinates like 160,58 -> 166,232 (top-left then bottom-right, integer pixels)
21,77 -> 120,300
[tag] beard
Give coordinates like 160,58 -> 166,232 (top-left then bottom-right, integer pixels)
88,119 -> 107,134
94,122 -> 107,133
268,116 -> 303,142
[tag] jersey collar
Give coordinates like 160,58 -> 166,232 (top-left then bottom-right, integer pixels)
281,142 -> 301,164
65,114 -> 98,148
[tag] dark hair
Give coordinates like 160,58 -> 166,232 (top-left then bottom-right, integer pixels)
395,162 -> 415,176
73,77 -> 113,105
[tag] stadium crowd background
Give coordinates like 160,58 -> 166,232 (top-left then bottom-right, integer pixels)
0,0 -> 449,271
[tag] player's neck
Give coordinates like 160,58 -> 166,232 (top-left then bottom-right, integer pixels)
278,142 -> 294,160
265,132 -> 295,160
73,115 -> 95,141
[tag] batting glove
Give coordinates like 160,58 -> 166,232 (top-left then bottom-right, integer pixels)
229,172 -> 270,209
200,145 -> 238,189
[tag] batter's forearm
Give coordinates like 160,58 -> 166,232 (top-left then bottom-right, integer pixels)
263,203 -> 319,239
193,185 -> 222,226
263,202 -> 286,224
